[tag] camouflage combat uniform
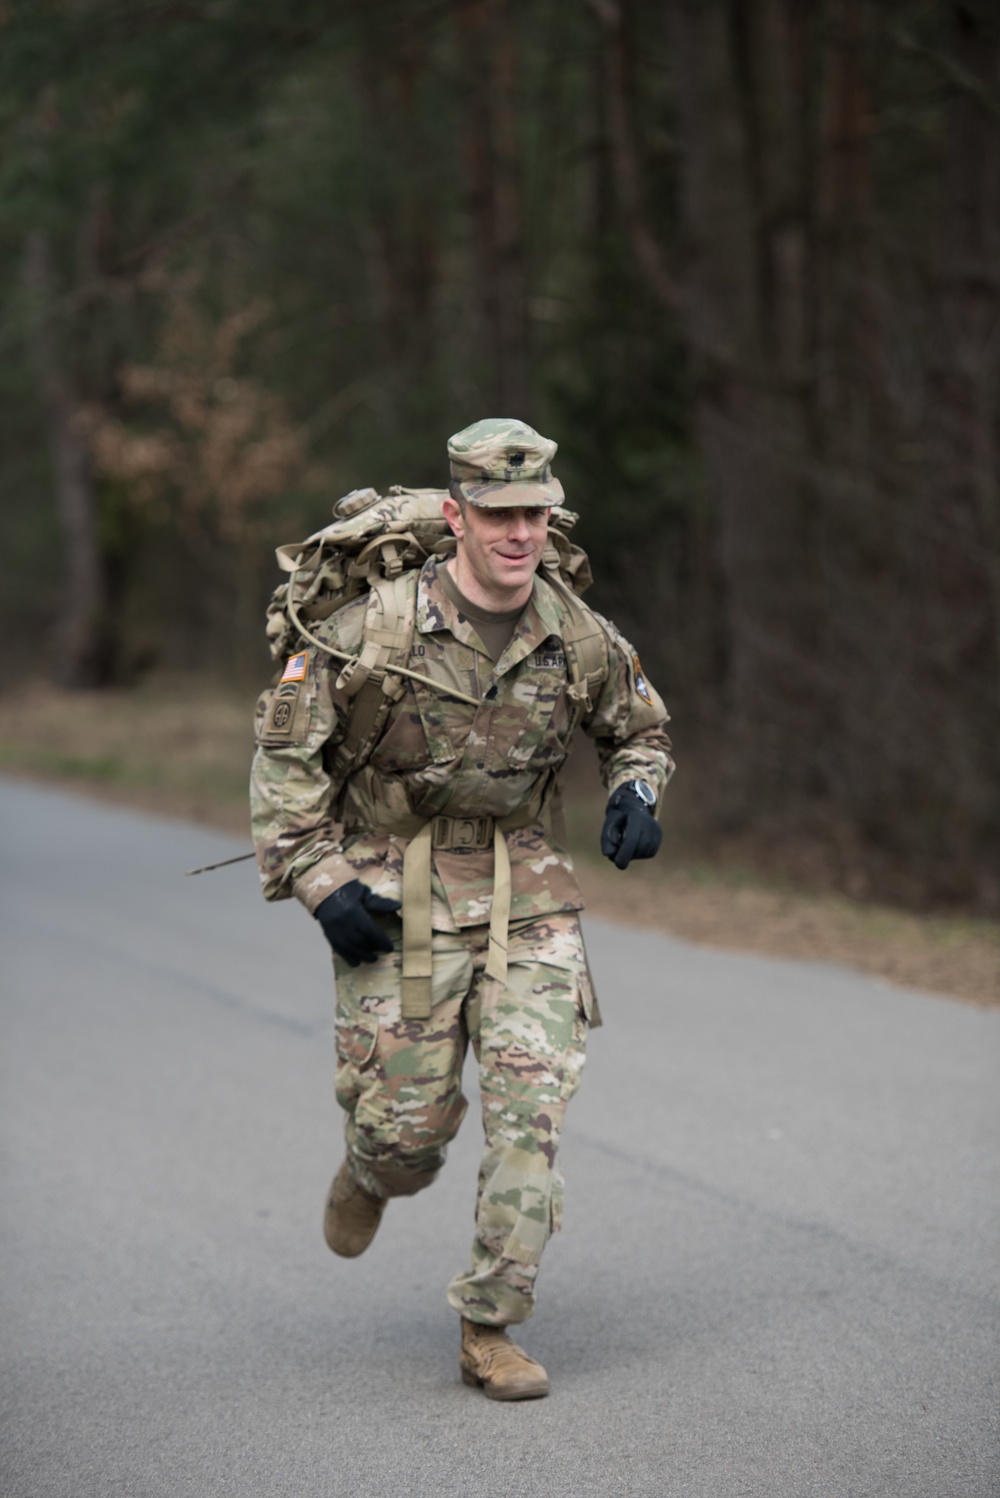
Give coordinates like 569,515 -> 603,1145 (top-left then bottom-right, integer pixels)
250,442 -> 673,1327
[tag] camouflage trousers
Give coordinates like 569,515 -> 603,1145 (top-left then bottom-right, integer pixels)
331,912 -> 592,1327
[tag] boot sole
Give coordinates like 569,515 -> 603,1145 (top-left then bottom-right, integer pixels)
324,1233 -> 376,1257
461,1367 -> 549,1400
322,1210 -> 385,1257
323,1185 -> 386,1257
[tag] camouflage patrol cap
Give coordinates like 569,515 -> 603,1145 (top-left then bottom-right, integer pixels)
447,417 -> 565,508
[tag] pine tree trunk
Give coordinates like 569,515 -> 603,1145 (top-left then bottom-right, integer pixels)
458,0 -> 528,413
666,0 -> 818,799
23,231 -> 108,688
939,1 -> 1000,700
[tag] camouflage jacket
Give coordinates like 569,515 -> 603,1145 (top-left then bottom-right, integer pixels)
250,557 -> 674,930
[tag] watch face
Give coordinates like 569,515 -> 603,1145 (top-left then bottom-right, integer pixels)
632,779 -> 656,807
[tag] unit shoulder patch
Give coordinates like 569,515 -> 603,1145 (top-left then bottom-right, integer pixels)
633,654 -> 653,704
259,679 -> 308,744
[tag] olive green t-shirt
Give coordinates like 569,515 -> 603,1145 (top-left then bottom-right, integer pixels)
439,564 -> 526,663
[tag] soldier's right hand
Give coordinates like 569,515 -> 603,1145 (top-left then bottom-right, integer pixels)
600,783 -> 662,870
314,880 -> 402,966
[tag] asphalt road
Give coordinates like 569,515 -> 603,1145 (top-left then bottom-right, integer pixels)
1,776 -> 997,1498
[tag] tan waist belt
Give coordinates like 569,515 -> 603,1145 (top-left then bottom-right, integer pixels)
362,806 -> 540,1020
429,814 -> 496,851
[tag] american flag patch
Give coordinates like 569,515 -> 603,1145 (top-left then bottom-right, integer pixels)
280,651 -> 309,683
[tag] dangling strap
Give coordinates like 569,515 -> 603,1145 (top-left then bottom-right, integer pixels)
401,822 -> 434,1019
396,809 -> 532,1019
484,827 -> 512,986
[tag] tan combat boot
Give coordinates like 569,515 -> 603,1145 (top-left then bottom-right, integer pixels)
459,1318 -> 549,1401
323,1160 -> 387,1257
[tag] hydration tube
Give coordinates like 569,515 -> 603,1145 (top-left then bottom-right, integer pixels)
284,566 -> 480,707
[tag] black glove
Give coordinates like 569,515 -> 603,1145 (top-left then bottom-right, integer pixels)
600,785 -> 662,870
314,880 -> 402,966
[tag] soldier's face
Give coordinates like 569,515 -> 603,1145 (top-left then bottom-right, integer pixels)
443,498 -> 550,602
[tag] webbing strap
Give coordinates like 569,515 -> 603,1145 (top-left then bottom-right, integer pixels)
484,826 -> 512,985
332,575 -> 413,782
394,805 -> 537,1020
564,612 -> 608,710
546,574 -> 609,721
401,823 -> 434,1019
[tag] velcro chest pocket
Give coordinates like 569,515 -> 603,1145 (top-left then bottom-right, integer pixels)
503,650 -> 574,769
369,689 -> 436,772
409,644 -> 479,764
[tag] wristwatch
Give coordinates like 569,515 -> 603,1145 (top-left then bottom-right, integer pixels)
628,779 -> 657,809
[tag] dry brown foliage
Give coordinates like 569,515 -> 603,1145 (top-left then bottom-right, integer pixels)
82,271 -> 323,545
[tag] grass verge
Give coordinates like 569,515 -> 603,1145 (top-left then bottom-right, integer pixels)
1,681 -> 996,1007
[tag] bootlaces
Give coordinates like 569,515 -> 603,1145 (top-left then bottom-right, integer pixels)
472,1330 -> 537,1375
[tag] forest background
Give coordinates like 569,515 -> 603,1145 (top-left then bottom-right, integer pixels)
1,0 -> 998,923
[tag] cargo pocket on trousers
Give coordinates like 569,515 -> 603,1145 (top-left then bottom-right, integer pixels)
335,1012 -> 379,1069
579,953 -> 602,1029
334,1012 -> 379,1113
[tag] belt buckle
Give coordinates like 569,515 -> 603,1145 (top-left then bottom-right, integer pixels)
468,817 -> 493,850
432,815 -> 492,850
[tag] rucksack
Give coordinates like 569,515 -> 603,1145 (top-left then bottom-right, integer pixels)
264,486 -> 610,769
188,487 -> 610,880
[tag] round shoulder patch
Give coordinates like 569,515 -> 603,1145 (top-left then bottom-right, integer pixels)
633,654 -> 653,704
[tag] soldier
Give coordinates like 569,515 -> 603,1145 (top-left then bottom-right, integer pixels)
250,418 -> 673,1400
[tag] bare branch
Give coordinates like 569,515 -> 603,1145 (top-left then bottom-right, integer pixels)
587,0 -> 680,312
891,24 -> 1000,121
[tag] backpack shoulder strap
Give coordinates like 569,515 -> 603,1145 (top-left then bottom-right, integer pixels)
551,581 -> 611,717
533,578 -> 611,893
330,571 -> 418,782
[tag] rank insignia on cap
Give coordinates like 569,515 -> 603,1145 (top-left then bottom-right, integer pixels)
280,651 -> 308,683
633,654 -> 652,704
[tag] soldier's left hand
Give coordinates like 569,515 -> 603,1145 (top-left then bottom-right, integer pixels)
314,880 -> 402,965
600,784 -> 662,870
